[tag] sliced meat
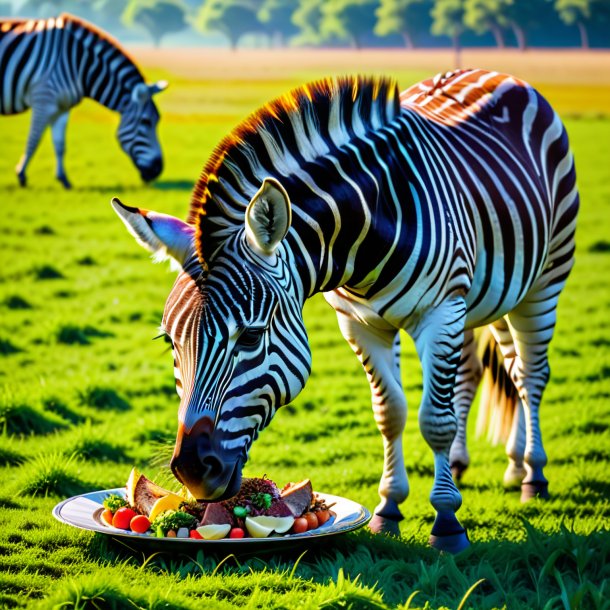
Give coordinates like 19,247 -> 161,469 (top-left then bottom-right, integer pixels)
280,479 -> 313,518
201,502 -> 233,526
266,498 -> 294,518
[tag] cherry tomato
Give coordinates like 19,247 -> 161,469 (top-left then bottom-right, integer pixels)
101,509 -> 114,526
190,530 -> 203,539
130,515 -> 151,534
229,527 -> 245,539
112,507 -> 137,530
303,512 -> 319,530
292,517 -> 308,534
316,510 -> 331,525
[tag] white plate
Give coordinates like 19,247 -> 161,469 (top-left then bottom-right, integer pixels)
52,488 -> 371,551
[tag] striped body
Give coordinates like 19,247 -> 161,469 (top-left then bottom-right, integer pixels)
0,14 -> 165,186
114,69 -> 578,546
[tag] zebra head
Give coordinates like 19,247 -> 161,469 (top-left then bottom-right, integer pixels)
111,178 -> 311,500
118,81 -> 167,182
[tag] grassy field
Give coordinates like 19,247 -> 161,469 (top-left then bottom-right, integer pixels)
1,50 -> 609,609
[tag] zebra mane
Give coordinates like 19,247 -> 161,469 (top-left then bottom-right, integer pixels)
188,75 -> 400,262
58,13 -> 142,79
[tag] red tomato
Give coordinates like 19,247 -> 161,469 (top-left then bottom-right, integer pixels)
229,528 -> 245,539
292,517 -> 308,534
316,510 -> 331,525
190,530 -> 203,539
101,509 -> 114,526
130,515 -> 150,534
303,512 -> 319,530
112,507 -> 137,530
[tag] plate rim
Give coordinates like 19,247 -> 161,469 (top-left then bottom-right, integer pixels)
52,487 -> 371,545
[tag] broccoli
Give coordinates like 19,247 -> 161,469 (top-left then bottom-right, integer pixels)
152,509 -> 197,537
103,494 -> 128,512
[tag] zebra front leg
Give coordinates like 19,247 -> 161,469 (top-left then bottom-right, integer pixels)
335,312 -> 408,537
51,111 -> 71,189
449,329 -> 482,482
412,297 -> 469,553
16,106 -> 52,187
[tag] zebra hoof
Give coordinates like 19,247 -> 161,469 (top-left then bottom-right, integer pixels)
429,530 -> 470,554
521,481 -> 549,502
429,511 -> 470,553
451,460 -> 468,482
17,173 -> 26,187
369,514 -> 401,537
57,175 -> 72,189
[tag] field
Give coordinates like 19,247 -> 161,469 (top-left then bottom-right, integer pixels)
1,49 -> 609,609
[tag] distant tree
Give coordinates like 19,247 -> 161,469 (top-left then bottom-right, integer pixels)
123,0 -> 188,47
464,0 -> 509,47
555,0 -> 610,49
195,0 -> 262,49
504,0 -> 546,50
292,0 -> 325,45
320,0 -> 380,49
431,0 -> 465,67
374,0 -> 433,49
258,0 -> 299,46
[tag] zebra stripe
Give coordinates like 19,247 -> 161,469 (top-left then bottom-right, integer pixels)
0,13 -> 165,187
119,70 -> 577,546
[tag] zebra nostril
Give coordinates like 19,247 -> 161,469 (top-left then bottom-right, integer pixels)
201,454 -> 223,479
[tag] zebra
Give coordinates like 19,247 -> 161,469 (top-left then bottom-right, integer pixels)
112,69 -> 578,552
0,14 -> 166,188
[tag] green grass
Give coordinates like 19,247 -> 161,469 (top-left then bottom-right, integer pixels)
0,55 -> 609,609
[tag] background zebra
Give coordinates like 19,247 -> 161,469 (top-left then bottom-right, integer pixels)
111,69 -> 578,553
0,14 -> 166,188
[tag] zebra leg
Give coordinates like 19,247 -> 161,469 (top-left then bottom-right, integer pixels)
16,106 -> 52,187
449,329 -> 482,482
51,111 -> 71,189
335,312 -> 408,537
412,297 -> 469,553
505,292 -> 562,502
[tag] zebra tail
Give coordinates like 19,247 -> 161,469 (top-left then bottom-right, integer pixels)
475,327 -> 518,446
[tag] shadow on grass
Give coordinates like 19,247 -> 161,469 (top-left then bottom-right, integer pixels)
153,179 -> 194,191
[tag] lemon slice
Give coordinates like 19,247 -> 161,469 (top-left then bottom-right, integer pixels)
196,524 -> 231,540
148,492 -> 184,522
126,467 -> 140,506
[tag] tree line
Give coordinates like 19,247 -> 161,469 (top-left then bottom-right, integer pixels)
6,0 -> 610,50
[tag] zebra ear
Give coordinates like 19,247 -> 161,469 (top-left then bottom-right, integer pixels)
132,83 -> 150,106
111,198 -> 197,270
245,178 -> 292,256
149,80 -> 168,96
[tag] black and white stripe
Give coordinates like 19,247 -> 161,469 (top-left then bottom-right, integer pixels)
0,13 -> 166,187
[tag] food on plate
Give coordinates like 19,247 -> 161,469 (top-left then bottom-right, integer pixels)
100,468 -> 335,540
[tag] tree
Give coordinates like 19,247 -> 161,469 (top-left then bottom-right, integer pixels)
431,0 -> 465,67
258,0 -> 299,46
504,0 -> 546,50
464,0 -> 510,48
195,0 -> 262,49
292,0 -> 325,46
320,0 -> 380,49
554,0 -> 610,49
122,0 -> 188,47
374,0 -> 433,49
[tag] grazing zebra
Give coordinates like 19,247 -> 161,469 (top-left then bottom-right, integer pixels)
0,14 -> 166,188
112,69 -> 578,552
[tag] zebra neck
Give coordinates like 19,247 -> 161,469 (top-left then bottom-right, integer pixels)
68,21 -> 143,112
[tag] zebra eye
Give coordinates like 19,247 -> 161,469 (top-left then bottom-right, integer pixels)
236,327 -> 265,351
141,117 -> 153,128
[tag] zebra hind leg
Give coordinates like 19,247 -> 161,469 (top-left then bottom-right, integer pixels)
413,297 -> 469,553
449,329 -> 482,482
16,103 -> 52,187
334,312 -> 408,537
